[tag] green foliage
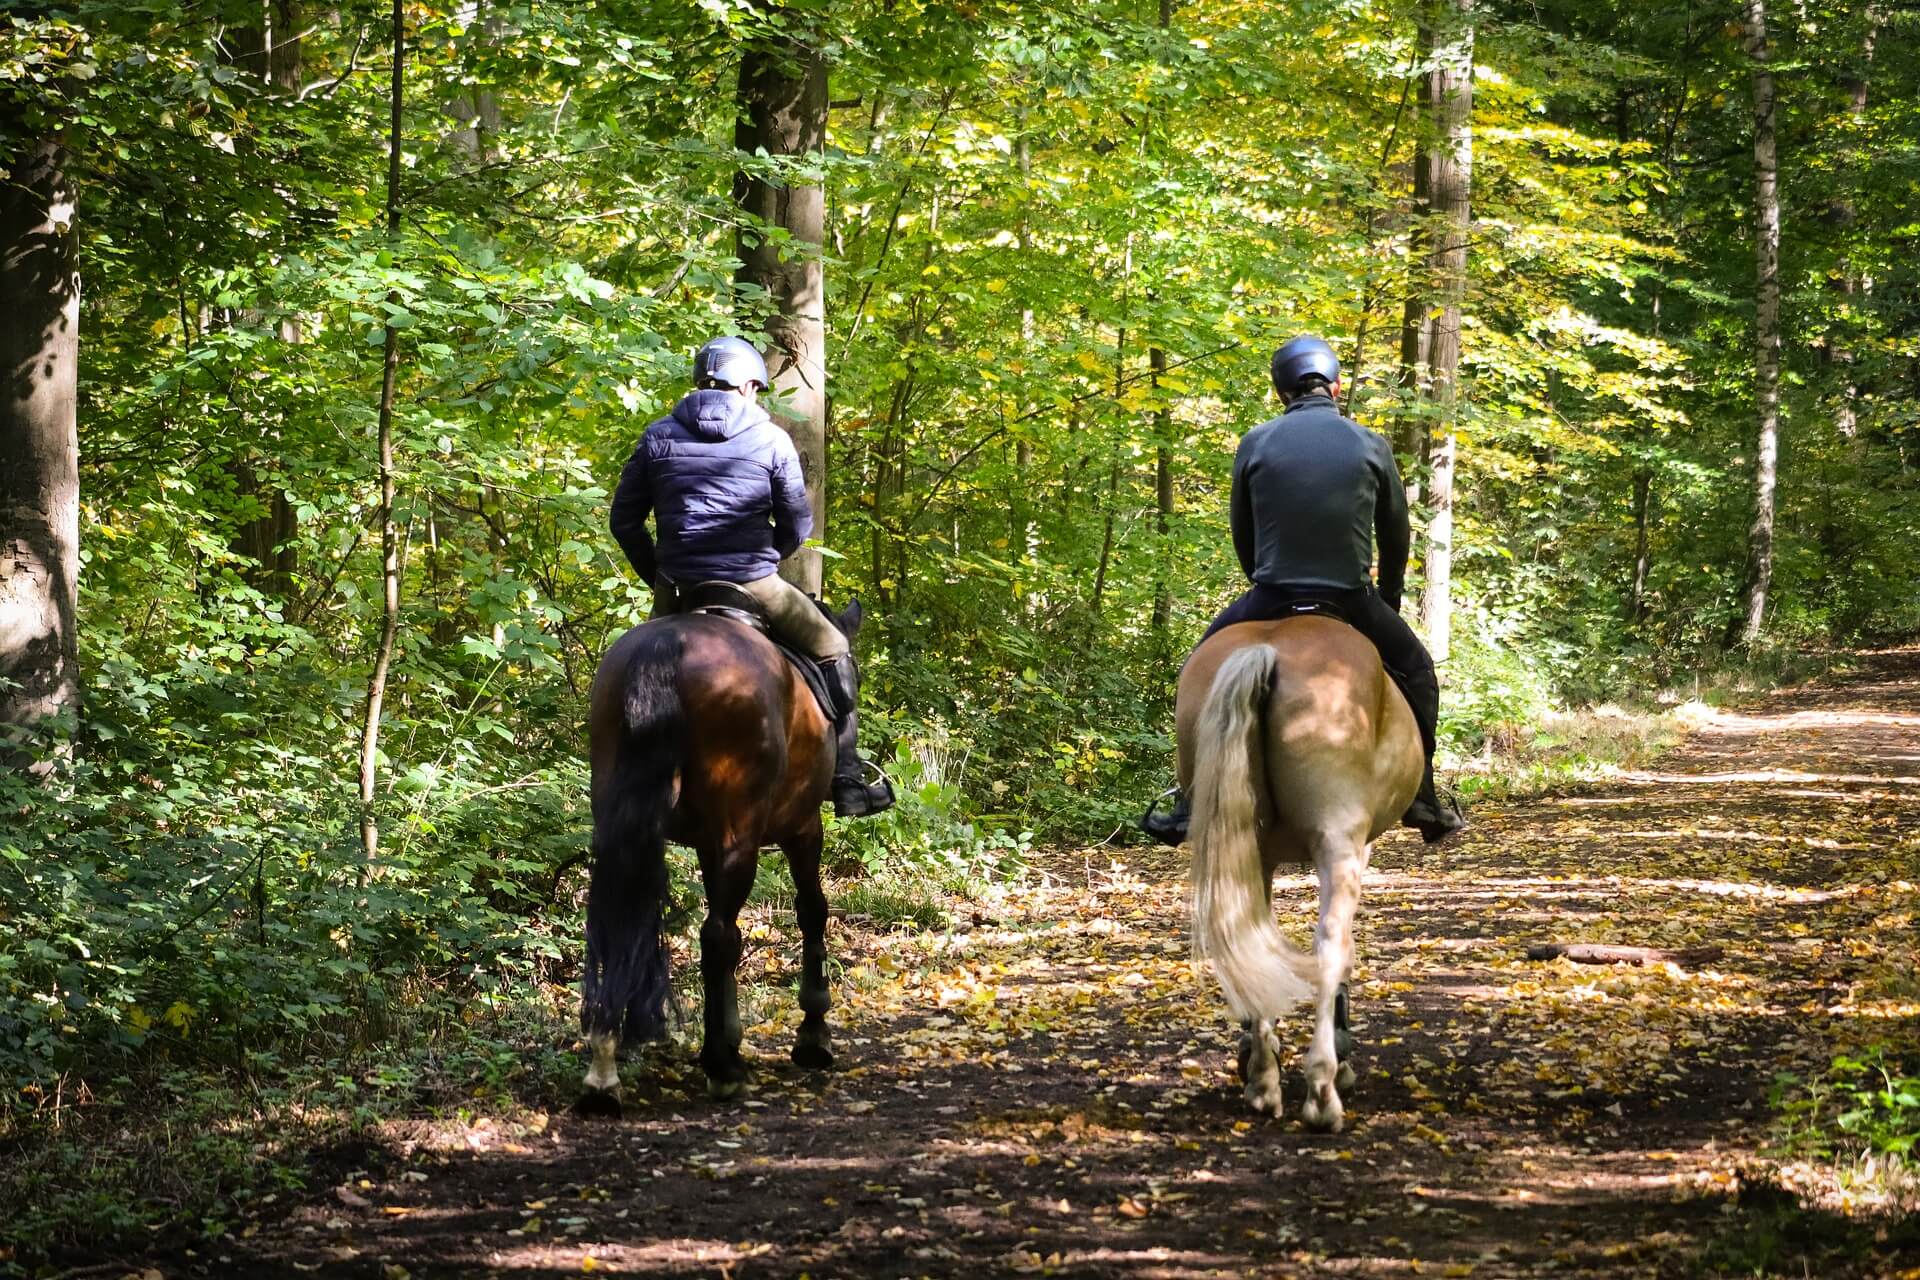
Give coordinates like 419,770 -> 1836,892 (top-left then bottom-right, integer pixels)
827,729 -> 1034,879
1776,1050 -> 1920,1165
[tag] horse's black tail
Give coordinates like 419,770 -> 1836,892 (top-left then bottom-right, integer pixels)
582,626 -> 683,1045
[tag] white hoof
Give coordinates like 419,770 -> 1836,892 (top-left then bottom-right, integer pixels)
1336,1061 -> 1356,1091
1300,1083 -> 1344,1133
1245,1082 -> 1284,1115
583,1033 -> 620,1092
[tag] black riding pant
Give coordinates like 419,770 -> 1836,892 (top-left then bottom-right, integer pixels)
1198,584 -> 1439,759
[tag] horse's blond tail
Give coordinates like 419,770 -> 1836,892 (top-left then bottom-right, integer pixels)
1189,644 -> 1317,1020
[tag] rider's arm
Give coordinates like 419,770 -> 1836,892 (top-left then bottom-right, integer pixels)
769,434 -> 815,559
1372,436 -> 1410,611
608,437 -> 659,583
1230,435 -> 1256,581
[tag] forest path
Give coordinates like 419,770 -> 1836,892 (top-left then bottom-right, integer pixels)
222,649 -> 1920,1279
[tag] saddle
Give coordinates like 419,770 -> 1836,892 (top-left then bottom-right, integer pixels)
673,581 -> 836,722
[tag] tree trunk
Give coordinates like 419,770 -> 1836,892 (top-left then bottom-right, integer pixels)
736,21 -> 828,596
0,136 -> 80,770
1092,241 -> 1132,619
1830,11 -> 1876,450
1629,469 -> 1653,621
359,0 -> 406,861
1415,0 -> 1473,665
1739,0 -> 1781,648
1013,99 -> 1039,568
1147,0 -> 1174,635
226,3 -> 300,596
1396,76 -> 1433,510
1150,345 -> 1174,632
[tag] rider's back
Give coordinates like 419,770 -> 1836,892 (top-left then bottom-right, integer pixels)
1233,397 -> 1404,593
627,389 -> 811,584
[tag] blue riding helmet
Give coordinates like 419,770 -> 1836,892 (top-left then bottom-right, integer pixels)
1270,335 -> 1341,397
692,336 -> 770,390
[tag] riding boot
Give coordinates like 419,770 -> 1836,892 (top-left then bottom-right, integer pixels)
1139,786 -> 1190,847
1401,759 -> 1467,844
820,655 -> 895,819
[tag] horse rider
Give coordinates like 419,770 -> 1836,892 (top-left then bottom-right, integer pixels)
1140,335 -> 1467,846
608,335 -> 895,819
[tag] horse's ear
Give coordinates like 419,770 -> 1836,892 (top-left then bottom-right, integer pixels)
836,597 -> 864,639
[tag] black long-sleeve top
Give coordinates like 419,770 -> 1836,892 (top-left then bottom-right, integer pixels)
1228,391 -> 1411,610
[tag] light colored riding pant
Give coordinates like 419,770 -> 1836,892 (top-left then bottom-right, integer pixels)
653,572 -> 849,661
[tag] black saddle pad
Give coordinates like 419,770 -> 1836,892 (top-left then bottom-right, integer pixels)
770,639 -> 835,723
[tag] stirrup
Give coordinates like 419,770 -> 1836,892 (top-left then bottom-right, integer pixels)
833,758 -> 895,819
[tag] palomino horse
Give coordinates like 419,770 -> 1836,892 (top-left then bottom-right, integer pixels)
1180,615 -> 1422,1130
578,601 -> 859,1108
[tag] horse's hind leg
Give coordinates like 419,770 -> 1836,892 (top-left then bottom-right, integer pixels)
1334,983 -> 1356,1090
782,823 -> 834,1069
697,839 -> 758,1100
1239,1017 -> 1284,1115
1301,837 -> 1365,1132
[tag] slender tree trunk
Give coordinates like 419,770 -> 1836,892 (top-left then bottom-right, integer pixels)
1396,76 -> 1433,512
1013,99 -> 1039,567
736,19 -> 828,595
1091,241 -> 1132,619
1147,0 -> 1175,635
229,2 -> 300,596
359,0 -> 405,861
1150,344 -> 1174,632
1739,0 -> 1781,648
1090,458 -> 1121,616
1416,0 -> 1473,664
1831,11 -> 1877,450
0,136 -> 80,770
1630,470 -> 1653,621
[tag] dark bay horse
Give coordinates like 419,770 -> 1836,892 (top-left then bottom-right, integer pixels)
579,601 -> 859,1106
1179,615 -> 1422,1130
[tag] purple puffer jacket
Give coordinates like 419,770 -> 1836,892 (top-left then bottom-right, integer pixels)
608,390 -> 814,585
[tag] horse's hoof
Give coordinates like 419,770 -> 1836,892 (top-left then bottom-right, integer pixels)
574,1087 -> 622,1119
707,1075 -> 751,1101
791,1040 -> 834,1070
1336,1061 -> 1356,1091
1300,1088 -> 1344,1133
1244,1081 -> 1284,1116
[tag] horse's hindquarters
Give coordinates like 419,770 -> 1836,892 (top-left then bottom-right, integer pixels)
1177,617 -> 1423,1125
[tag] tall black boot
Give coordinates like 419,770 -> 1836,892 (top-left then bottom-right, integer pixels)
1401,758 -> 1466,844
820,655 -> 894,819
1139,787 -> 1190,846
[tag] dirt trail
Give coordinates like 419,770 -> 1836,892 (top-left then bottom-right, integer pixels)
211,650 -> 1920,1278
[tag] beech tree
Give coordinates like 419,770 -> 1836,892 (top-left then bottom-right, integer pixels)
735,9 -> 829,596
0,130 -> 80,769
1738,0 -> 1782,647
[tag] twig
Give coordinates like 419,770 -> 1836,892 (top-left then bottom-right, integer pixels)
300,26 -> 369,100
1526,942 -> 1724,966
